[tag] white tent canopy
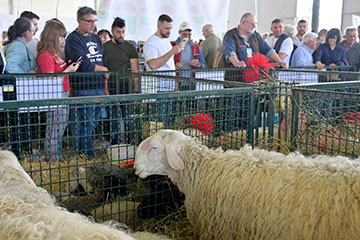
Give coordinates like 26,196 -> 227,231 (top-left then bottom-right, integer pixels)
0,0 -> 359,41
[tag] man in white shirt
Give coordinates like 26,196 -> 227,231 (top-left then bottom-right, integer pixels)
293,19 -> 308,47
20,11 -> 40,57
144,14 -> 182,72
265,18 -> 294,64
143,14 -> 182,92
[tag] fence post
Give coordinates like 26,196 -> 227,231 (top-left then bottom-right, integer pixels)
247,89 -> 255,146
267,84 -> 275,146
290,88 -> 300,151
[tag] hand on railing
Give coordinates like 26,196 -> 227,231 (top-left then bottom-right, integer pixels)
229,56 -> 246,68
315,61 -> 325,70
279,62 -> 289,69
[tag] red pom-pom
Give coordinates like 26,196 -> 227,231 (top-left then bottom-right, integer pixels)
187,113 -> 214,135
246,52 -> 275,69
243,53 -> 276,83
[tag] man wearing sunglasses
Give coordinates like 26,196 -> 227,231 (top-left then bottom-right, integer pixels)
65,6 -> 109,158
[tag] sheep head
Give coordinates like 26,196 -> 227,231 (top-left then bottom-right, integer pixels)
135,130 -> 190,178
0,151 -> 36,186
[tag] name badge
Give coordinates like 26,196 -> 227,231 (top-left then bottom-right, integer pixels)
246,48 -> 253,58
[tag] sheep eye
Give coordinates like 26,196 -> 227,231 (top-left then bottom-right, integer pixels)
152,146 -> 157,150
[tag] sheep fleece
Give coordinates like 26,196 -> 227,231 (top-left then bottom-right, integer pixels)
169,143 -> 360,240
0,166 -> 135,240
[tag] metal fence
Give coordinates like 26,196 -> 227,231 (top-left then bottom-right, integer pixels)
291,81 -> 360,158
2,68 -> 360,232
0,76 -> 253,228
270,67 -> 360,84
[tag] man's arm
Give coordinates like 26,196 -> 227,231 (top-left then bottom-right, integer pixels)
269,52 -> 289,69
146,44 -> 182,70
130,58 -> 139,92
278,38 -> 294,61
222,34 -> 246,68
200,41 -> 209,60
93,64 -> 109,95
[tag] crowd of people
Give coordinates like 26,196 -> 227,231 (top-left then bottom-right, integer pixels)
0,7 -> 359,160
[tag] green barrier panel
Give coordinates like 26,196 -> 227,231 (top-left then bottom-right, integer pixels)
0,86 -> 254,229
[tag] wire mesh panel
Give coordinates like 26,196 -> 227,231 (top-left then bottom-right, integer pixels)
0,86 -> 254,229
252,81 -> 293,151
271,67 -> 360,84
299,80 -> 360,94
291,88 -> 360,158
147,67 -> 270,84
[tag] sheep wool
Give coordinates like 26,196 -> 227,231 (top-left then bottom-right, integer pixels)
135,130 -> 360,240
0,151 -> 136,240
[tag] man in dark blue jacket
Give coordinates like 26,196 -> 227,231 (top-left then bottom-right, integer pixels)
65,6 -> 109,157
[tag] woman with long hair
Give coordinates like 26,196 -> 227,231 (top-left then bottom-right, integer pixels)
4,18 -> 37,157
37,19 -> 81,161
5,17 -> 36,73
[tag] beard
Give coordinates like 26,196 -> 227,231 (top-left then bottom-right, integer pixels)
160,31 -> 170,38
115,38 -> 124,44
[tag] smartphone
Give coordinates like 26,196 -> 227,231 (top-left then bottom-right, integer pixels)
75,56 -> 83,65
192,54 -> 199,60
181,38 -> 188,47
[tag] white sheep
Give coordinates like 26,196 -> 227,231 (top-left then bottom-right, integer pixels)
0,150 -> 137,240
134,129 -> 360,240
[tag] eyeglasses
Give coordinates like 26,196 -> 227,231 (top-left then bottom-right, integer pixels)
81,19 -> 98,24
245,20 -> 257,27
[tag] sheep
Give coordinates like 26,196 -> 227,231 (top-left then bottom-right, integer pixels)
137,175 -> 184,219
0,150 -> 36,186
134,129 -> 360,240
59,164 -> 136,215
0,150 -> 137,240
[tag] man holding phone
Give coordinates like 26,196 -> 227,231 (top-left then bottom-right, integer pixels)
171,21 -> 207,81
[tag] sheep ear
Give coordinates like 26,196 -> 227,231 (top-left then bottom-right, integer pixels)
166,145 -> 184,170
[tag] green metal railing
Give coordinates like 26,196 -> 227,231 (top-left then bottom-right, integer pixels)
2,69 -> 360,232
270,67 -> 360,84
291,81 -> 360,158
0,82 -> 253,228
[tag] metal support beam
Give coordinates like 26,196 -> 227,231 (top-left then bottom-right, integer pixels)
312,0 -> 320,32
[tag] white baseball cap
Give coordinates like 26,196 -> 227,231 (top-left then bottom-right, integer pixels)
179,21 -> 192,31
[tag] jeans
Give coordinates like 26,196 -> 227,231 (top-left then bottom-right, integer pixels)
156,98 -> 173,127
70,90 -> 105,157
44,91 -> 69,161
107,104 -> 126,144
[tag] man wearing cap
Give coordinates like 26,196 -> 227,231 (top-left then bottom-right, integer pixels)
171,21 -> 207,79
